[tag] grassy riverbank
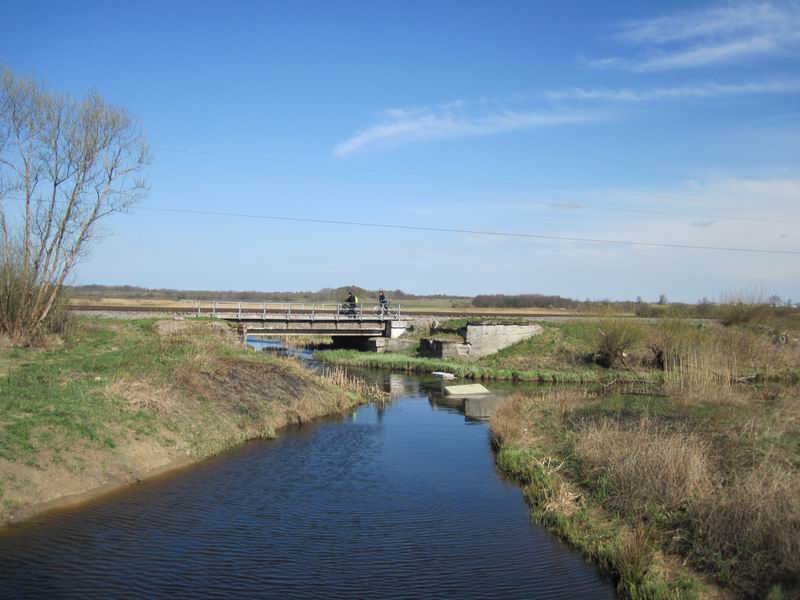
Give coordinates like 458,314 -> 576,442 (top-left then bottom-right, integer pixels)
0,318 -> 371,525
491,386 -> 800,597
315,348 -> 655,383
317,318 -> 800,386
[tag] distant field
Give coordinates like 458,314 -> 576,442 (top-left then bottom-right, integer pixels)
67,297 -> 585,317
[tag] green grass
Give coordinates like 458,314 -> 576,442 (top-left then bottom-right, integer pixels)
0,320 -> 172,462
479,322 -> 597,369
0,317 -> 376,524
315,348 -> 660,384
318,321 -> 663,383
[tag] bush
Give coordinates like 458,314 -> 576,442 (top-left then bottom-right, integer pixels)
0,249 -> 69,345
594,319 -> 646,368
716,290 -> 771,326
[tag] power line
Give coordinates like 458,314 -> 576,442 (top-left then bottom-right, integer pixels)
198,173 -> 798,226
5,194 -> 796,254
133,205 -> 800,256
153,145 -> 797,210
7,183 -> 799,225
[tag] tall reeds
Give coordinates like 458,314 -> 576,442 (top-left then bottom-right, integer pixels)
320,366 -> 389,403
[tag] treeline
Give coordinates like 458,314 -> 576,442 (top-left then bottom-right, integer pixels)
68,285 -> 467,303
472,293 -> 799,320
472,293 -> 581,309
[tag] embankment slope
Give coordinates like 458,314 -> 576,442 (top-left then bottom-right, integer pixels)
0,318 -> 365,525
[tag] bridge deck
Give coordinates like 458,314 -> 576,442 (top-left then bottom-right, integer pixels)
205,302 -> 406,338
188,301 -> 402,322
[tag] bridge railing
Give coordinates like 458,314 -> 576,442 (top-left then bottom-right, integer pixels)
188,300 -> 401,320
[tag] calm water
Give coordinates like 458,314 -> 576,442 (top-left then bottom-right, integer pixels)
0,345 -> 615,599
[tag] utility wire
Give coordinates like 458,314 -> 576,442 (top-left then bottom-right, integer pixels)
184,172 -> 797,226
5,194 -> 797,254
154,145 -> 798,210
9,189 -> 796,228
132,205 -> 800,256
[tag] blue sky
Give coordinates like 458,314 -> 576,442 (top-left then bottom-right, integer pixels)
2,0 -> 799,301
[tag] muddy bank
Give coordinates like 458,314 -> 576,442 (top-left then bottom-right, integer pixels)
0,319 -> 368,526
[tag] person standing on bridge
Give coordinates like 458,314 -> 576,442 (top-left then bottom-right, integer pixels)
378,290 -> 389,315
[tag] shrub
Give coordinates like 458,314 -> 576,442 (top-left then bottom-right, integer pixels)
0,249 -> 69,345
716,290 -> 771,326
594,319 -> 646,368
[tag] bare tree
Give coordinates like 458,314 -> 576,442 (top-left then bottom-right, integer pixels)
767,294 -> 782,306
0,67 -> 151,341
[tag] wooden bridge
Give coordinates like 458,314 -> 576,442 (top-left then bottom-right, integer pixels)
187,301 -> 410,339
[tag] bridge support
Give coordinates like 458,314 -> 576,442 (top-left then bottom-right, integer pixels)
386,320 -> 410,339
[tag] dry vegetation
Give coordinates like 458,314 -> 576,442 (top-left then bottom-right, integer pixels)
491,370 -> 800,597
487,301 -> 800,597
320,365 -> 389,404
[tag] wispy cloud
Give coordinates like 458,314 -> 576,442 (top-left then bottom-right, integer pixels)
546,79 -> 800,102
333,105 -> 598,157
588,1 -> 800,71
334,73 -> 800,156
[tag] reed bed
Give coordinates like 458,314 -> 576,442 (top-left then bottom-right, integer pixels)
320,365 -> 389,404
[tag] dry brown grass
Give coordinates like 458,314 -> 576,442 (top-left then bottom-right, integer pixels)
490,393 -> 542,448
319,366 -> 389,403
106,379 -> 177,416
648,321 -> 799,403
575,419 -> 713,515
493,380 -> 800,594
693,461 -> 800,588
271,335 -> 333,349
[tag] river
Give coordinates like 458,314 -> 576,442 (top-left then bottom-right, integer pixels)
0,340 -> 614,599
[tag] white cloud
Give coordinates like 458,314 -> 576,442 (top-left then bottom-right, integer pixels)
617,2 -> 790,45
546,79 -> 800,102
589,1 -> 800,71
333,105 -> 598,157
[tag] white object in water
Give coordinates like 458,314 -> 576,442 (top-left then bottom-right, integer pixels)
432,371 -> 455,380
444,383 -> 490,396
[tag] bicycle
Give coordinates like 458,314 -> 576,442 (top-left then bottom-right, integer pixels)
373,303 -> 393,317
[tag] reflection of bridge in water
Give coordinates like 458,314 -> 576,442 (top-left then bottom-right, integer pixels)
194,301 -> 409,341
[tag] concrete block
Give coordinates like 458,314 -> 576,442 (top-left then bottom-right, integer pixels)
384,338 -> 417,352
387,320 -> 411,339
464,324 -> 543,359
432,371 -> 456,379
445,384 -> 490,396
